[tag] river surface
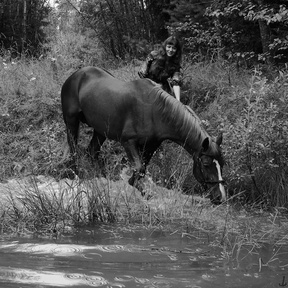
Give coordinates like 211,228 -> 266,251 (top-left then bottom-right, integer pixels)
0,225 -> 287,288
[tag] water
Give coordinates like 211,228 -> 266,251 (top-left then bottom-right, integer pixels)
0,225 -> 287,288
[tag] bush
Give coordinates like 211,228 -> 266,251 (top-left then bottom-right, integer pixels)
223,68 -> 288,207
0,54 -> 65,178
191,63 -> 288,207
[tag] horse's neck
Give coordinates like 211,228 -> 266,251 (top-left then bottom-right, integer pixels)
155,93 -> 209,154
181,106 -> 210,154
177,117 -> 208,156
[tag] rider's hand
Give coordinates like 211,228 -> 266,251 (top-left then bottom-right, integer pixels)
138,71 -> 146,78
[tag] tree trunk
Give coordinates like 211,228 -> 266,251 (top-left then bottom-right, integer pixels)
256,0 -> 272,64
22,0 -> 27,54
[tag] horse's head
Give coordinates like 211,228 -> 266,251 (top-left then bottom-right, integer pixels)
193,134 -> 226,204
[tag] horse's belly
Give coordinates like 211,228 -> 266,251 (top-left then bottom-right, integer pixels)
80,88 -> 154,141
87,113 -> 154,143
83,110 -> 135,140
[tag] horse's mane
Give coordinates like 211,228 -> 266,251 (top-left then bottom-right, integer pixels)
152,87 -> 206,133
152,87 -> 220,155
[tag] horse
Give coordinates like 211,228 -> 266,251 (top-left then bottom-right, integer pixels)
61,66 -> 226,203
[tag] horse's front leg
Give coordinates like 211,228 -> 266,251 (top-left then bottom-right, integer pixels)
128,167 -> 147,195
122,140 -> 147,195
123,140 -> 160,196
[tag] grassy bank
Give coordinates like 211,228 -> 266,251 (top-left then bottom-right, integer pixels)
1,173 -> 288,264
1,54 -> 288,207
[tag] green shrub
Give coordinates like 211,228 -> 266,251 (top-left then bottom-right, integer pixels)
0,55 -> 64,178
197,66 -> 288,207
180,57 -> 288,207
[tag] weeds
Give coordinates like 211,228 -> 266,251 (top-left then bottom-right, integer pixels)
0,175 -> 116,236
0,173 -> 188,234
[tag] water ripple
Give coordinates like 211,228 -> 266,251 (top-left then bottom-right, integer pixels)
135,277 -> 150,284
94,244 -> 127,253
115,274 -> 183,287
1,243 -> 86,256
0,242 -> 142,256
0,267 -> 109,287
114,275 -> 135,282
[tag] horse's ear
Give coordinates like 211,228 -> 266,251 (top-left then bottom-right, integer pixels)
216,133 -> 223,146
202,137 -> 210,152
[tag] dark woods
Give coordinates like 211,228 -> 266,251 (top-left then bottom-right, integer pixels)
0,0 -> 287,64
0,0 -> 51,57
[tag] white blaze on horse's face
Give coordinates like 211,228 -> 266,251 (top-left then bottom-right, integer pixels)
213,159 -> 226,202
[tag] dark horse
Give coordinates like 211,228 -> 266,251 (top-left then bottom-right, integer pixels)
61,67 -> 226,203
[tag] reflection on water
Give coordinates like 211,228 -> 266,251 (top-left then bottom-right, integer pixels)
0,267 -> 108,287
0,227 -> 287,288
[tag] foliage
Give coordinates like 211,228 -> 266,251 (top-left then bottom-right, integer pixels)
165,0 -> 216,56
78,0 -> 171,59
222,68 -> 288,206
205,0 -> 288,63
190,61 -> 288,207
0,54 -> 64,178
162,0 -> 288,64
0,0 -> 51,56
1,0 -> 288,66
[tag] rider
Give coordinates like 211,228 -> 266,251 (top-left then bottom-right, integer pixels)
138,36 -> 183,101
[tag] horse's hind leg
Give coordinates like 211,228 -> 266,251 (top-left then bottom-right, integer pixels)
64,115 -> 80,173
87,130 -> 106,174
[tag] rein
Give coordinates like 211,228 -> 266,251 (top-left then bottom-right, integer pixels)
202,179 -> 225,185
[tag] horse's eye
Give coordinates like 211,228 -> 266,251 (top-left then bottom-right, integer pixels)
201,156 -> 213,166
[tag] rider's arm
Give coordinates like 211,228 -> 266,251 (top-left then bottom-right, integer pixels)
138,52 -> 155,78
171,70 -> 183,101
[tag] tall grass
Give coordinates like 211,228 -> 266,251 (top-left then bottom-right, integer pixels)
3,171 -> 286,241
0,172 -> 199,234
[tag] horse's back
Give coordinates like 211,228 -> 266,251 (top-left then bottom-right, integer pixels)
61,67 -> 106,114
61,67 -> 125,120
61,66 -> 158,140
62,66 -> 157,103
61,67 -> 113,100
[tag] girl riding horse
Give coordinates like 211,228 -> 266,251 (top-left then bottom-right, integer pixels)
138,36 -> 183,101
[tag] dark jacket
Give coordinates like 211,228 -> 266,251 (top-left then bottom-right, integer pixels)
139,50 -> 182,93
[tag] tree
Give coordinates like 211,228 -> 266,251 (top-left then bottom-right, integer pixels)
78,0 -> 172,59
164,0 -> 218,58
206,0 -> 288,63
0,0 -> 51,56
